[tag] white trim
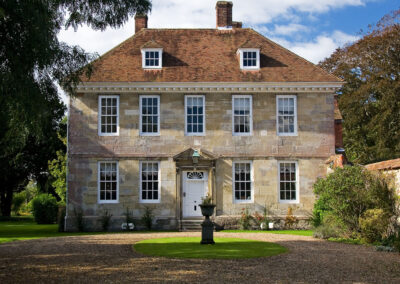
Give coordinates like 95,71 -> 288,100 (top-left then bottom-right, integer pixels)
139,161 -> 161,204
97,161 -> 119,204
232,161 -> 254,204
77,82 -> 344,93
184,95 -> 206,136
98,95 -> 119,136
276,95 -> 298,136
139,95 -> 160,136
277,161 -> 300,204
141,48 -> 163,69
232,95 -> 253,136
238,48 -> 260,70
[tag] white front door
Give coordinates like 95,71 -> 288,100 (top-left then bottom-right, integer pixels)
182,171 -> 208,217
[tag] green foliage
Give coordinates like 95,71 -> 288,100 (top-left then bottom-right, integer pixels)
0,0 -> 151,217
313,214 -> 344,239
319,10 -> 400,164
200,194 -> 213,205
141,206 -> 154,230
48,117 -> 67,203
359,209 -> 390,243
239,208 -> 253,230
11,192 -> 25,216
31,194 -> 58,224
100,210 -> 113,231
313,165 -> 395,234
134,237 -> 287,259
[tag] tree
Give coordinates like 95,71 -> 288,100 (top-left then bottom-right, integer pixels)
0,0 -> 152,216
48,117 -> 67,203
319,10 -> 400,164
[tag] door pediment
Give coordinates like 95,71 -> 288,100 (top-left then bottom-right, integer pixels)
173,148 -> 217,165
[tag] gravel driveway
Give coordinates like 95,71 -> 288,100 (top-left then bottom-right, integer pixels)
0,232 -> 399,283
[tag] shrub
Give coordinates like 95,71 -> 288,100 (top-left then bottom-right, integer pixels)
31,194 -> 58,224
284,207 -> 298,229
12,192 -> 26,216
122,207 -> 134,230
239,208 -> 253,230
100,210 -> 113,231
313,215 -> 344,239
359,209 -> 389,243
141,206 -> 154,230
313,165 -> 396,235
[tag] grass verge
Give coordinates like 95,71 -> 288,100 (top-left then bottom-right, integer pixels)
222,230 -> 313,236
133,237 -> 287,259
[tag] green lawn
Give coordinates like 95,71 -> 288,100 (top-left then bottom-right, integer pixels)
0,217 -> 99,244
134,237 -> 287,259
223,230 -> 313,236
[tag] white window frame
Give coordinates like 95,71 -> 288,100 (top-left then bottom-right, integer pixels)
97,161 -> 119,204
141,48 -> 163,69
139,95 -> 160,136
98,95 -> 119,136
276,95 -> 298,136
139,161 -> 161,204
232,161 -> 254,204
184,95 -> 206,136
238,48 -> 260,70
232,95 -> 253,136
278,161 -> 299,204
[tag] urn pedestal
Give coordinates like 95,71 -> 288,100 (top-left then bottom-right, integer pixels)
200,204 -> 216,245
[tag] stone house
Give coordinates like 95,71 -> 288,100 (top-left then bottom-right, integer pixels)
66,1 -> 343,231
365,158 -> 400,196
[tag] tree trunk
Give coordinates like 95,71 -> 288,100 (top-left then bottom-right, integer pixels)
0,187 -> 13,217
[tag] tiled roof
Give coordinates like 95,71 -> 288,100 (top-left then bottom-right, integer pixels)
83,28 -> 342,83
365,158 -> 400,171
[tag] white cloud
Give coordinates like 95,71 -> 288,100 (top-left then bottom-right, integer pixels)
58,0 -> 368,55
272,23 -> 309,36
273,30 -> 359,64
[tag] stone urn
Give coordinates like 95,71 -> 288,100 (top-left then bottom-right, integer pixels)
199,204 -> 216,244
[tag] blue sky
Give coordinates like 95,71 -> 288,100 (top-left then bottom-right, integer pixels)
59,0 -> 399,63
58,0 -> 398,101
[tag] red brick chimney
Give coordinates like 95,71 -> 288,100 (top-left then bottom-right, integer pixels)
135,14 -> 148,33
216,1 -> 233,28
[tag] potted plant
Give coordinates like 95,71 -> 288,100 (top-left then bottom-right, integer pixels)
199,194 -> 215,217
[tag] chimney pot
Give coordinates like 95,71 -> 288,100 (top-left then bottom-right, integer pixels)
216,1 -> 233,29
135,14 -> 148,33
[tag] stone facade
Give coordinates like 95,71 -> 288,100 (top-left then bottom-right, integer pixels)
66,91 -> 335,231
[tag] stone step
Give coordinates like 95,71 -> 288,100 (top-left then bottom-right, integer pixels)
179,219 -> 203,231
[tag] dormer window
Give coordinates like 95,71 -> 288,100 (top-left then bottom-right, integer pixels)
238,48 -> 260,70
141,48 -> 163,69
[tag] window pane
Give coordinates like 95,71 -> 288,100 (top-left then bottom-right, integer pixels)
141,162 -> 160,201
234,163 -> 252,201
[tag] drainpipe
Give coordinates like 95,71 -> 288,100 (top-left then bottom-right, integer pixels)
64,96 -> 70,232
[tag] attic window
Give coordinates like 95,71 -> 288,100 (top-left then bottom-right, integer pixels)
141,48 -> 163,69
238,48 -> 260,70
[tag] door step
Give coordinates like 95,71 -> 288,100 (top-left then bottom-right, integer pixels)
179,219 -> 203,232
